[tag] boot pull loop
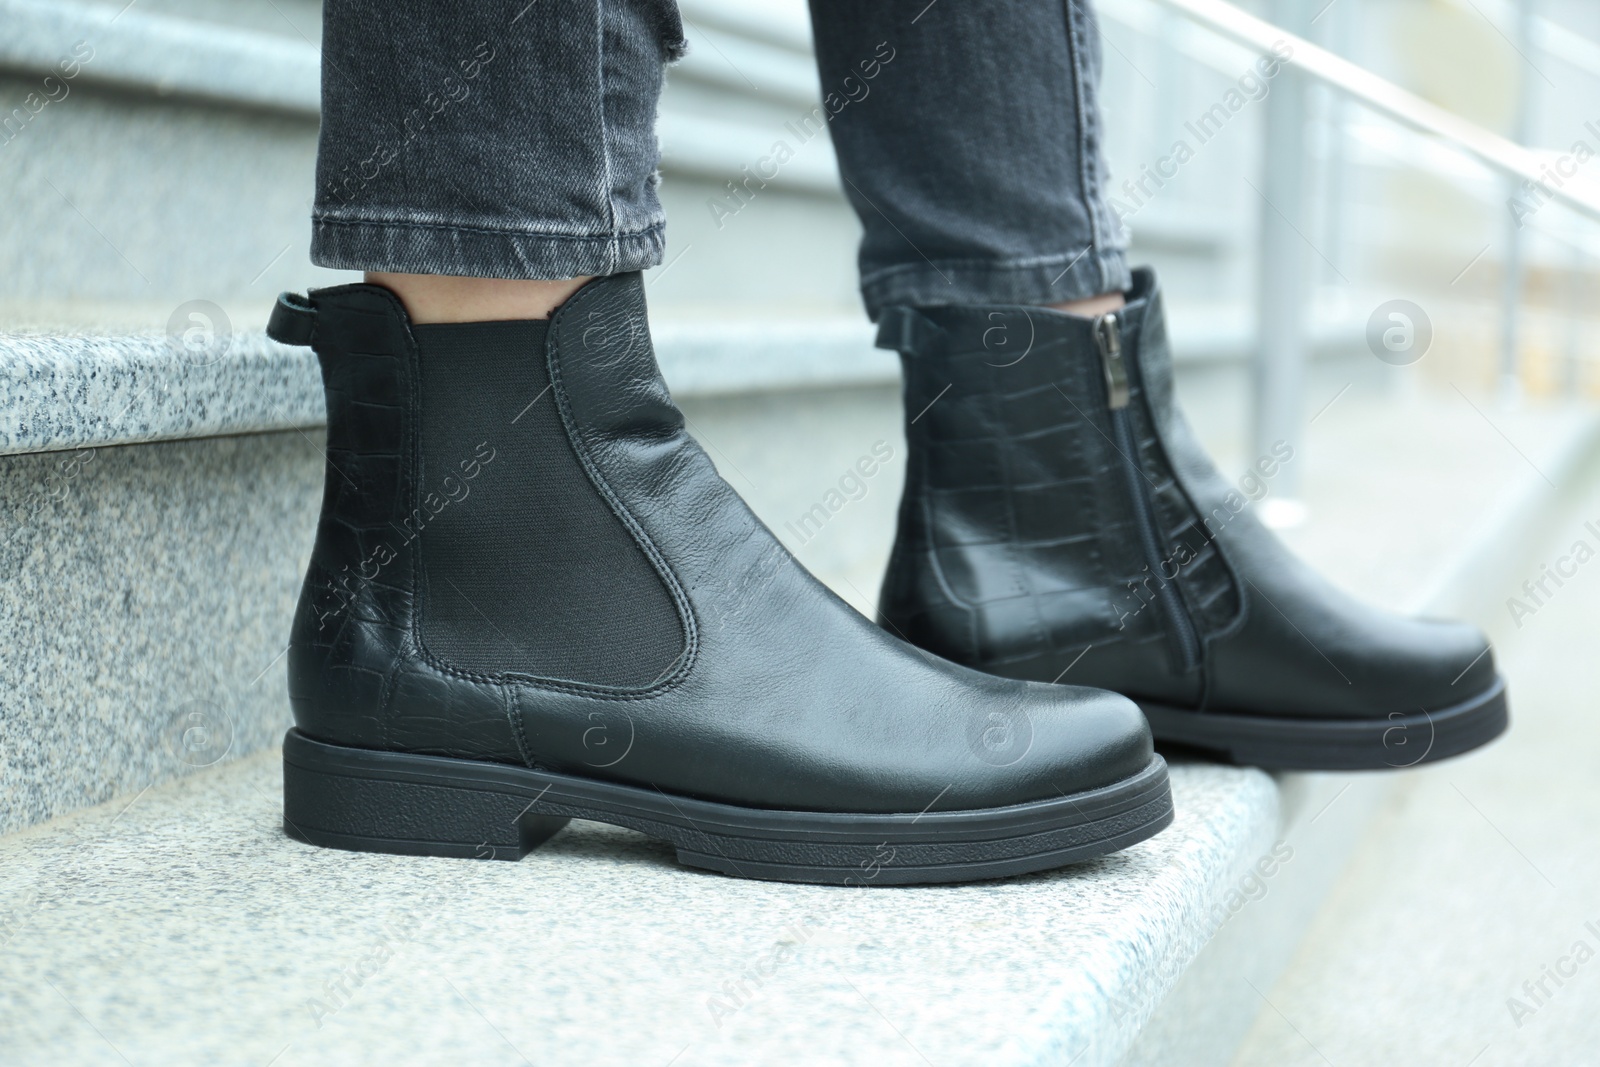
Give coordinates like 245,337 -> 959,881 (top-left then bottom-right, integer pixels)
267,292 -> 316,347
875,306 -> 945,355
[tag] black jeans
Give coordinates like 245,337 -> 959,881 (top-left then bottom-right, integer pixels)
311,0 -> 1130,318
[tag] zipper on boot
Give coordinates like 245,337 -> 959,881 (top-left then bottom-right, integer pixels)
1094,312 -> 1202,673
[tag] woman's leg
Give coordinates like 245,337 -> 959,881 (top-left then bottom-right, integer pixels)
806,0 -> 1131,320
313,0 -> 685,319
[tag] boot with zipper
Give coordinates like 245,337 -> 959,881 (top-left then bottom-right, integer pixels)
264,272 -> 1172,885
876,268 -> 1508,771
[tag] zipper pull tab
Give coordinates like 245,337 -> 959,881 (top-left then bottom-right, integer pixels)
1095,312 -> 1129,410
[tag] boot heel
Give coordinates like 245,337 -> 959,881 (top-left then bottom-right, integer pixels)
282,730 -> 570,860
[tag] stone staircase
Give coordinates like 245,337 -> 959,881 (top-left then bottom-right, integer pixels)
5,0 -> 1598,1063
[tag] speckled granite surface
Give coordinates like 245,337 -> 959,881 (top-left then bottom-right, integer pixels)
0,751 -> 1275,1067
0,333 -> 324,456
0,326 -> 896,458
0,433 -> 318,834
2,367 -> 1592,1064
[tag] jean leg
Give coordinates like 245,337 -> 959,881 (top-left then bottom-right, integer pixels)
313,0 -> 686,279
806,0 -> 1130,319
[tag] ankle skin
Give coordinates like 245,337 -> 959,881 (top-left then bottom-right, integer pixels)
365,272 -> 590,323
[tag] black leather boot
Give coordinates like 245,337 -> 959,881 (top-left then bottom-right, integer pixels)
263,273 -> 1171,885
876,268 -> 1508,771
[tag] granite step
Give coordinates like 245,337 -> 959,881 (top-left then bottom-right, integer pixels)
2,357 -> 1594,1063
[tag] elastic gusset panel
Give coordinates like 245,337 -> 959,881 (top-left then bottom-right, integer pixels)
412,320 -> 685,688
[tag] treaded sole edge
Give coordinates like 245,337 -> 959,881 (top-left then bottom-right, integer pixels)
281,730 -> 1174,886
1141,675 -> 1510,771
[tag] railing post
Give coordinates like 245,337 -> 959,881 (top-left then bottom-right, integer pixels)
1251,0 -> 1313,508
1499,0 -> 1538,406
1315,0 -> 1356,286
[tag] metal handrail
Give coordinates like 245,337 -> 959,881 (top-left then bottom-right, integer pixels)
1145,0 -> 1600,224
1475,0 -> 1600,84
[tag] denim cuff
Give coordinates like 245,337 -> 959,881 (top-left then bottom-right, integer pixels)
310,215 -> 667,280
859,245 -> 1133,321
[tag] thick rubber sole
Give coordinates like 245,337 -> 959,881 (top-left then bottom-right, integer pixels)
1141,675 -> 1510,771
281,729 -> 1174,886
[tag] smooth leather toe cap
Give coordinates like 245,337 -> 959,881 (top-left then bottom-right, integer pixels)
1412,616 -> 1497,705
1322,612 -> 1499,716
1008,683 -> 1155,797
1208,545 -> 1505,720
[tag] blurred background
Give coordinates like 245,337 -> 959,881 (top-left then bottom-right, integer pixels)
2,0 -> 1599,1063
6,0 -> 1600,597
